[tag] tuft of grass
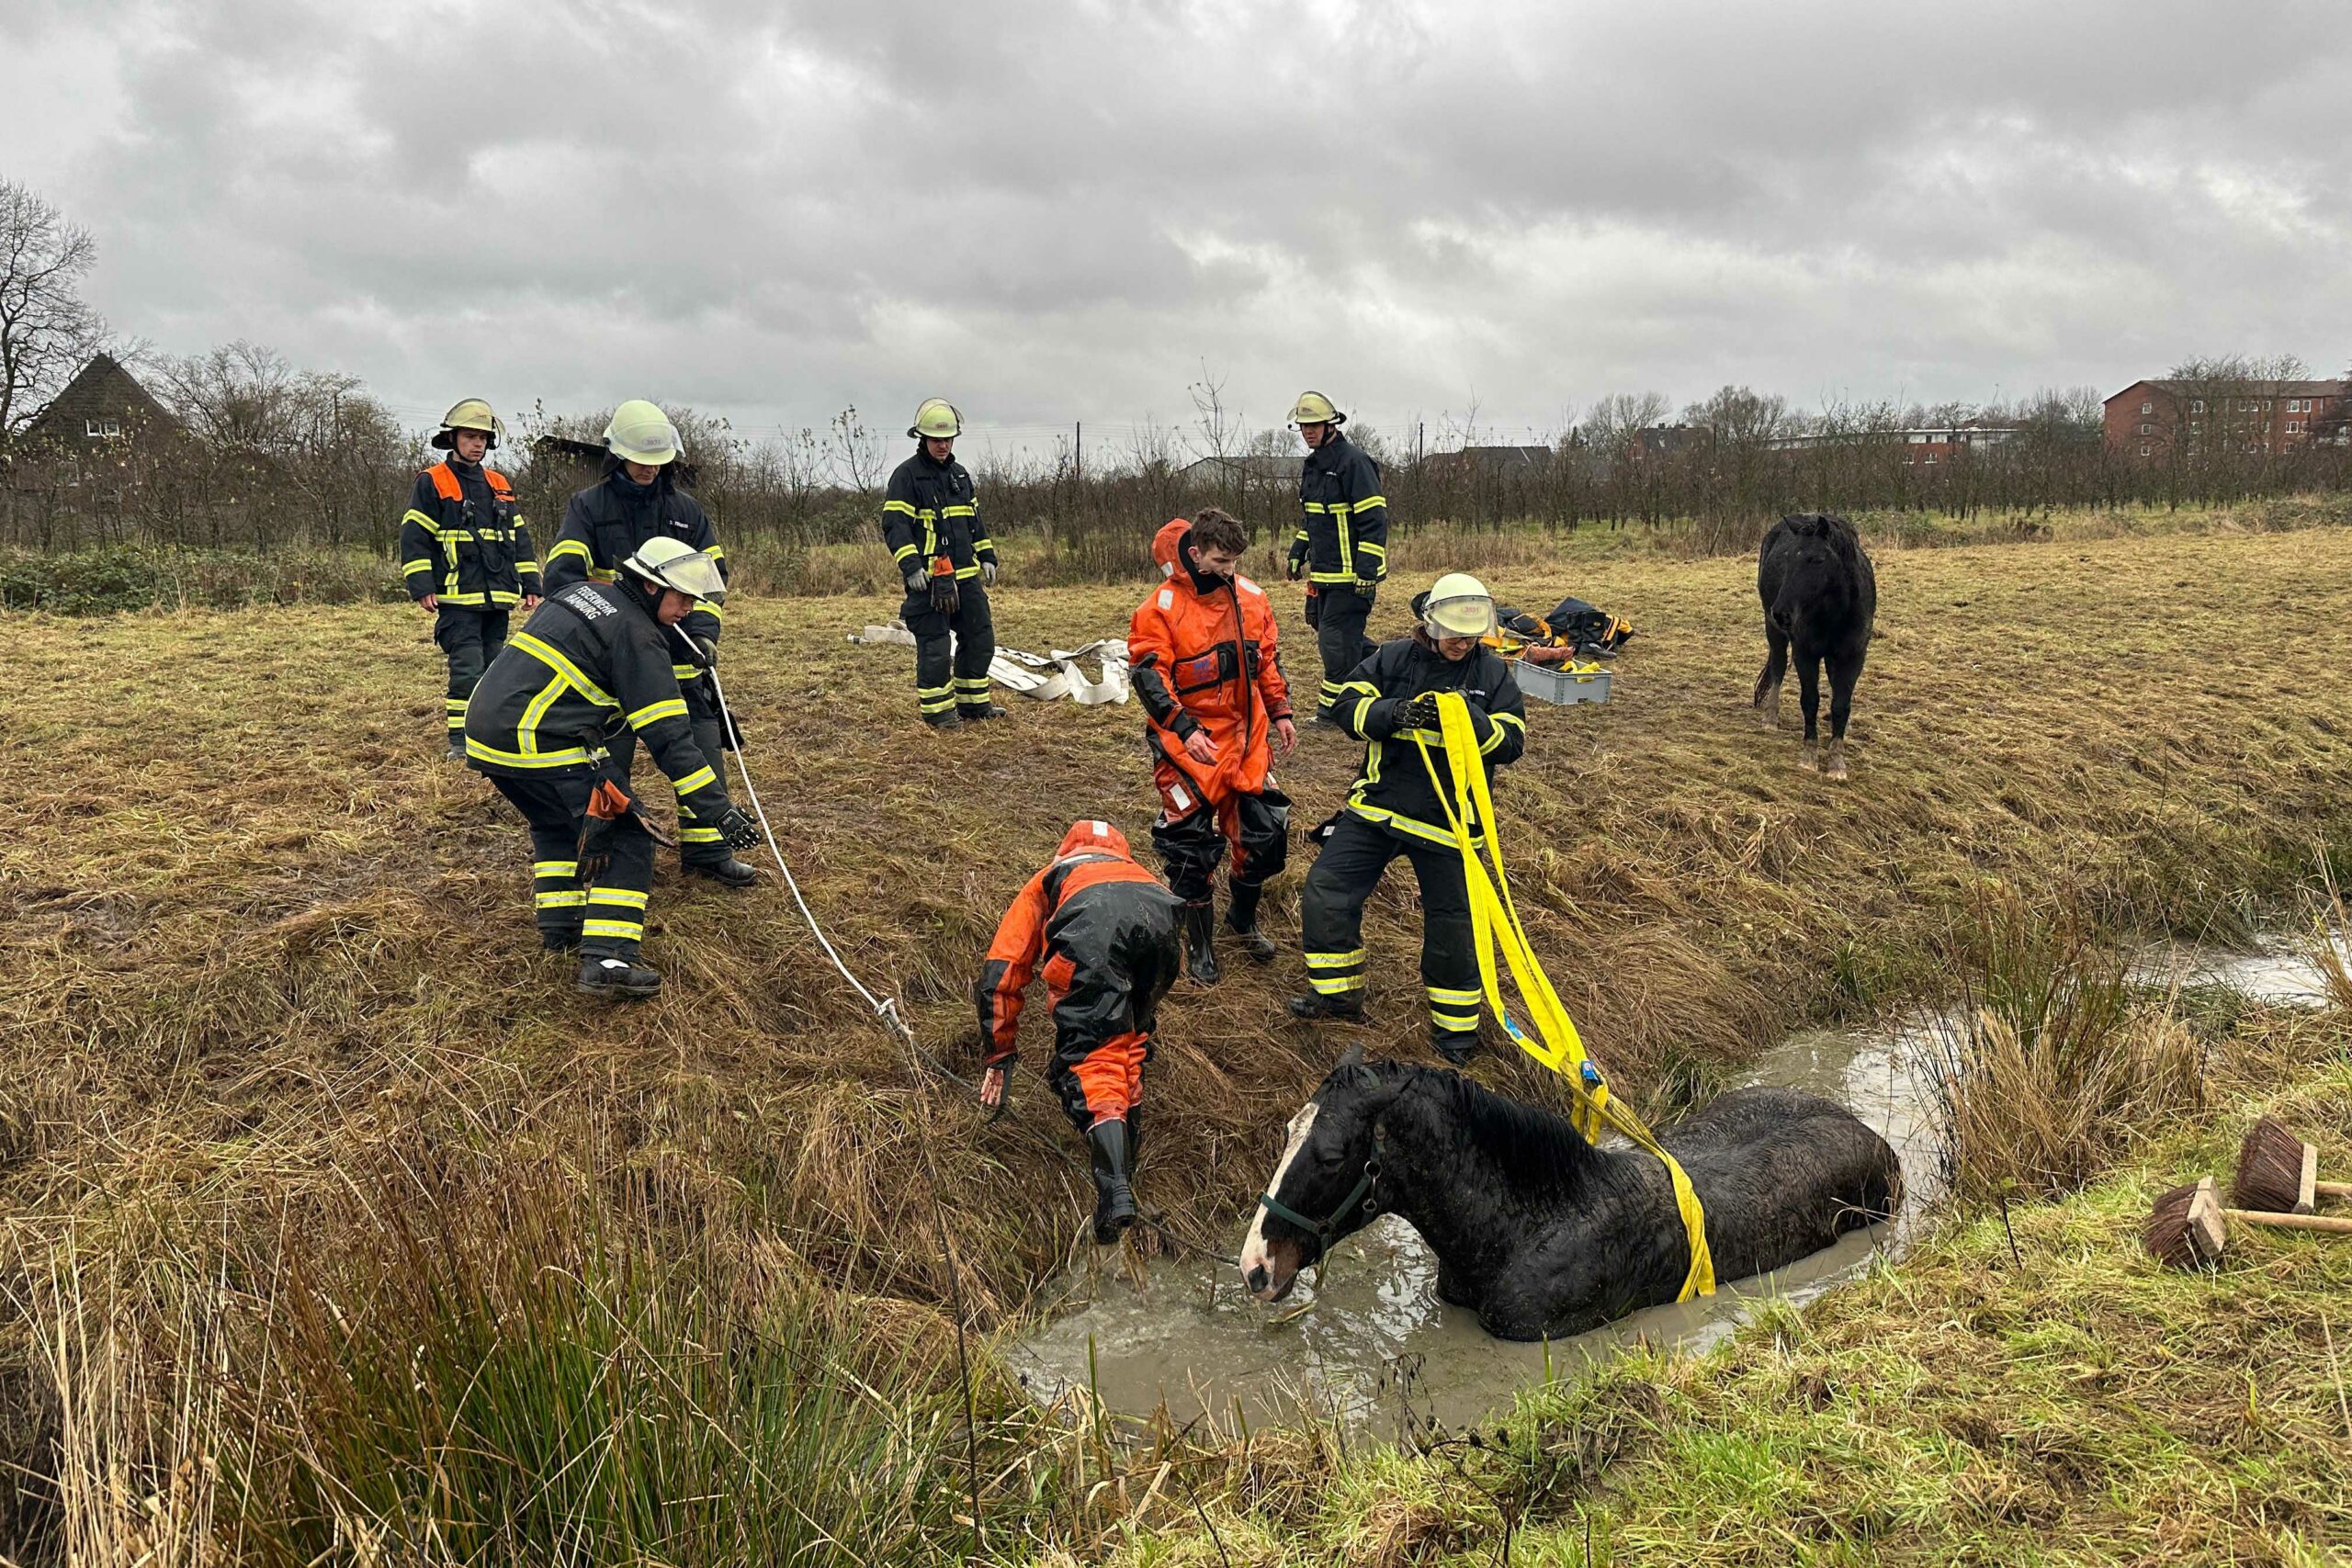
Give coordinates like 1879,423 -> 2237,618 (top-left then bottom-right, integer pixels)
1927,883 -> 2206,1207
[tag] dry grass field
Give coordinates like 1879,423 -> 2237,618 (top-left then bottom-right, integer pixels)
6,520 -> 2352,1561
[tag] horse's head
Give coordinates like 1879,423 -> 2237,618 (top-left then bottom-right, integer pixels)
1240,1043 -> 1398,1302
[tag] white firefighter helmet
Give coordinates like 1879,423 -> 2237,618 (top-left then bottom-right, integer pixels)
619,536 -> 725,603
1420,572 -> 1498,638
604,399 -> 682,466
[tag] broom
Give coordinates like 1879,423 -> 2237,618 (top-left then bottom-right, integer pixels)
2143,1176 -> 2352,1270
2231,1115 -> 2352,1216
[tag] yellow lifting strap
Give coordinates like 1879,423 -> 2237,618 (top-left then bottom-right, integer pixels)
1413,690 -> 1717,1301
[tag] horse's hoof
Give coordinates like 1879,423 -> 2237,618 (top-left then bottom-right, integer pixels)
1799,748 -> 1818,773
1826,745 -> 1849,781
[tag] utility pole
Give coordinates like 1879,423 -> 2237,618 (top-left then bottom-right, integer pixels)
1074,421 -> 1082,480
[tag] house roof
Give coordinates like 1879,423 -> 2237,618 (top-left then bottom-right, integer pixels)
2109,378 -> 2347,404
20,353 -> 180,443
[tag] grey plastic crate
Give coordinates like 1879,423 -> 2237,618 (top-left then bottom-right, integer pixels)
1514,660 -> 1611,705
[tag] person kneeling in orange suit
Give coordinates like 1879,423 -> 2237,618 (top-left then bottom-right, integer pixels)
974,820 -> 1184,1243
1129,508 -> 1297,987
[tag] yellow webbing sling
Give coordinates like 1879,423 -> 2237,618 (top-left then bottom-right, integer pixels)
1414,690 -> 1716,1301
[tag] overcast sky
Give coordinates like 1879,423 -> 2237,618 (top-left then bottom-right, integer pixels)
6,0 -> 2347,453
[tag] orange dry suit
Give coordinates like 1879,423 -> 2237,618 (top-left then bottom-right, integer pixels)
1127,519 -> 1295,904
974,820 -> 1183,1132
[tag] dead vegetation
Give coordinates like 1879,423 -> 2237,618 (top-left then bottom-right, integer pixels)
7,524 -> 2352,1559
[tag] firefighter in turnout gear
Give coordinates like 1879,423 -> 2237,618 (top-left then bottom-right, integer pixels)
541,400 -> 757,887
883,399 -> 1002,728
400,400 -> 541,759
1129,510 -> 1296,986
464,537 -> 762,999
1289,574 -> 1527,1064
1283,390 -> 1389,724
974,820 -> 1183,1244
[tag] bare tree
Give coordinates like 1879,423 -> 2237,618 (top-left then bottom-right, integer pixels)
827,404 -> 887,491
0,179 -> 107,435
1187,361 -> 1241,466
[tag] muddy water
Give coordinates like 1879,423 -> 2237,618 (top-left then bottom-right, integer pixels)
1011,938 -> 2339,1435
1009,1021 -> 1948,1436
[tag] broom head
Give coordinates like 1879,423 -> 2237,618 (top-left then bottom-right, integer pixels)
2232,1116 -> 2318,1215
2145,1177 -> 2229,1270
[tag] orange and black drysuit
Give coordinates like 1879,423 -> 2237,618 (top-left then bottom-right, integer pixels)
398,457 -> 539,742
1129,519 -> 1294,940
974,820 -> 1182,1136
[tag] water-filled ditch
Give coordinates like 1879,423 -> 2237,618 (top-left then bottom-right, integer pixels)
1009,937 -> 2335,1435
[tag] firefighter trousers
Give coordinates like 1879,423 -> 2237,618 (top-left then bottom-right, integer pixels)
1046,929 -> 1181,1132
435,606 -> 510,739
1150,772 -> 1291,904
900,580 -> 997,717
1311,586 -> 1374,719
615,675 -> 732,871
1299,812 -> 1481,1043
489,773 -> 654,960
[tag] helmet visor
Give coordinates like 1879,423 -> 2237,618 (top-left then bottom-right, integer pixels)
1423,592 -> 1498,638
652,552 -> 726,603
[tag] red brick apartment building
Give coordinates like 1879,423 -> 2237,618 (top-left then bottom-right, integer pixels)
2105,378 -> 2346,460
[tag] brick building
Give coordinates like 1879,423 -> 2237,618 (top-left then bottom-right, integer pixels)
2104,378 -> 2346,461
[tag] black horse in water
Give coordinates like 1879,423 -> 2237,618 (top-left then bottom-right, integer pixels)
1754,512 -> 1876,780
1239,1048 -> 1898,1341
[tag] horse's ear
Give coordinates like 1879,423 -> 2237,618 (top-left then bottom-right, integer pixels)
1336,1041 -> 1379,1089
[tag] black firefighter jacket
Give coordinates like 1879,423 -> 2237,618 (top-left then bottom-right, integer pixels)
543,467 -> 727,679
1287,432 -> 1390,589
398,458 -> 540,608
462,579 -> 731,822
882,447 -> 997,581
1332,633 -> 1528,848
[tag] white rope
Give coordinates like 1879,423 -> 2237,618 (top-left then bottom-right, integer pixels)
701,659 -> 919,1050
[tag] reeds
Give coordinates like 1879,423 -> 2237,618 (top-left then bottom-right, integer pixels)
1927,883 -> 2204,1206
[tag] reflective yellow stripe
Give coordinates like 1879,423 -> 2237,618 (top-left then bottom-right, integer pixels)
942,503 -> 978,517
1358,542 -> 1386,558
466,737 -> 592,769
533,860 -> 579,877
582,919 -> 644,939
1344,797 -> 1481,849
671,664 -> 701,680
892,544 -> 920,562
678,828 -> 724,842
536,890 -> 588,909
628,698 -> 689,729
1310,974 -> 1367,995
1306,949 -> 1366,968
673,766 -> 717,795
883,500 -> 918,517
517,560 -> 541,576
517,675 -> 566,758
586,888 -> 650,910
548,539 -> 593,562
702,544 -> 725,560
1354,494 -> 1388,512
512,633 -> 616,708
970,537 -> 996,553
1308,570 -> 1359,585
401,558 -> 433,575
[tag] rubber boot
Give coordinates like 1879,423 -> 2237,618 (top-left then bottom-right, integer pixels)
1286,991 -> 1365,1022
1124,1104 -> 1143,1160
924,711 -> 964,733
1224,884 -> 1278,964
445,737 -> 468,761
1182,900 -> 1221,986
1431,1027 -> 1481,1066
541,928 -> 581,953
958,703 -> 1009,722
1087,1117 -> 1137,1244
684,856 -> 760,888
577,954 -> 662,999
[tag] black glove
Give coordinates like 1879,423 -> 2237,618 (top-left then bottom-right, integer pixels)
710,802 -> 761,850
1304,589 -> 1322,629
1398,694 -> 1442,733
693,635 -> 719,668
929,574 -> 960,616
576,812 -> 620,885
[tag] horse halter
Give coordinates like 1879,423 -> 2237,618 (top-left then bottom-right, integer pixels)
1255,1124 -> 1385,1260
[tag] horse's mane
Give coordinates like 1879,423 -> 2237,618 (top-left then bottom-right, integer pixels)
1389,1063 -> 1603,1190
1781,511 -> 1864,568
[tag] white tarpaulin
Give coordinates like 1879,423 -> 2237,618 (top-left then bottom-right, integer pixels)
850,625 -> 1132,705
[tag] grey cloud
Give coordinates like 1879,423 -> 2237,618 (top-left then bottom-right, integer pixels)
6,0 -> 2345,441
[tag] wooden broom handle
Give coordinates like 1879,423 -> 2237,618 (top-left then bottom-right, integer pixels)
2226,1208 -> 2352,1234
2321,1180 -> 2352,1199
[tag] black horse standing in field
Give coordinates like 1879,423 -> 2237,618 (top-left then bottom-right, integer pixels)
1754,513 -> 1876,780
1238,1047 -> 1898,1341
